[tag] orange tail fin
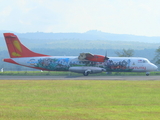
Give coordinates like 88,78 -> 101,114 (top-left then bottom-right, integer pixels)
3,33 -> 49,58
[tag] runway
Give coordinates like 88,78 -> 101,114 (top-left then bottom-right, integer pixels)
0,75 -> 159,80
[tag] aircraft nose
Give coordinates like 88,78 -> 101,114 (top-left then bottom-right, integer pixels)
153,64 -> 158,71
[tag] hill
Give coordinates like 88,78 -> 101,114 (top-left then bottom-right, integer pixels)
0,30 -> 160,43
0,30 -> 159,50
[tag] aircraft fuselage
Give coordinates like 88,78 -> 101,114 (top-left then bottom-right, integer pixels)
4,56 -> 158,74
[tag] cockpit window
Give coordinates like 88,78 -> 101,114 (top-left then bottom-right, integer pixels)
143,60 -> 149,63
138,59 -> 149,63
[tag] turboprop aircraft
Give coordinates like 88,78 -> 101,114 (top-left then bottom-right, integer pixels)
3,33 -> 158,76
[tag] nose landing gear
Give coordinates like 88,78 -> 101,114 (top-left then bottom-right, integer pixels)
146,72 -> 150,76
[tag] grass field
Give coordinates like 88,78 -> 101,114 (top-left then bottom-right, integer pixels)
0,80 -> 160,120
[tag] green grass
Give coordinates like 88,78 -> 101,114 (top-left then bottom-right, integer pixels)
0,80 -> 160,120
0,71 -> 160,76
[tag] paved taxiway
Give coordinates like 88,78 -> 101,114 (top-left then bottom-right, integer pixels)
0,76 -> 159,80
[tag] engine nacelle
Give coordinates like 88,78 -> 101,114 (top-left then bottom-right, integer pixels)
86,55 -> 105,62
78,53 -> 105,62
69,66 -> 105,74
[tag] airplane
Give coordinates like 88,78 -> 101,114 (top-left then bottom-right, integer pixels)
3,33 -> 158,76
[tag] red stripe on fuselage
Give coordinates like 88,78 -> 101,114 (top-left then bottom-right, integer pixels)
3,58 -> 49,71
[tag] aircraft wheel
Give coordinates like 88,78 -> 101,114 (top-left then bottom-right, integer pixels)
83,72 -> 89,76
146,74 -> 149,76
146,72 -> 150,76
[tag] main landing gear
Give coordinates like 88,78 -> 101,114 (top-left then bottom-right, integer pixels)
83,72 -> 89,76
83,69 -> 91,76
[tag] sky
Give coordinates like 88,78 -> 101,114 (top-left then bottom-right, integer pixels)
0,0 -> 160,36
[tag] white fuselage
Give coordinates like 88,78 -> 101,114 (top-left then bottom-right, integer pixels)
5,56 -> 158,73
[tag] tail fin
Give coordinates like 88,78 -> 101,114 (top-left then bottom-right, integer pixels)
3,33 -> 49,58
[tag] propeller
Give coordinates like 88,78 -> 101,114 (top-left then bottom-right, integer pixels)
104,51 -> 109,61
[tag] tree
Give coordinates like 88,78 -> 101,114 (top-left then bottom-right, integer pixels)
153,46 -> 160,64
115,49 -> 134,57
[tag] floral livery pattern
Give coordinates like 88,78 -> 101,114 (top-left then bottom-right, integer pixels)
35,58 -> 69,71
33,58 -> 133,72
105,59 -> 133,72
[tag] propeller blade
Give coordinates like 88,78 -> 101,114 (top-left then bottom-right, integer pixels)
105,50 -> 109,60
